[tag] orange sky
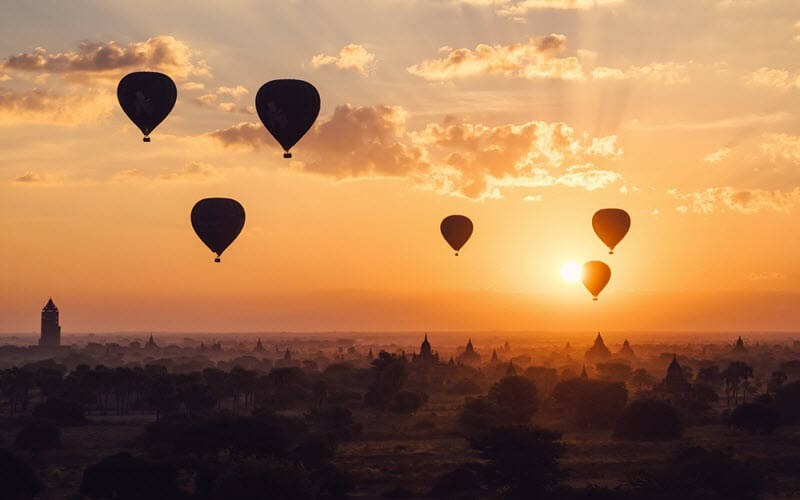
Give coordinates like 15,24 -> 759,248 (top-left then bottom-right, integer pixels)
1,0 -> 799,333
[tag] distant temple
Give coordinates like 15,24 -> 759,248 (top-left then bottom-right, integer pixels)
662,354 -> 691,393
254,339 -> 265,353
585,333 -> 611,363
580,365 -> 589,379
412,334 -> 439,363
490,349 -> 499,364
39,298 -> 61,347
733,336 -> 747,355
617,339 -> 636,360
145,334 -> 158,349
457,338 -> 481,366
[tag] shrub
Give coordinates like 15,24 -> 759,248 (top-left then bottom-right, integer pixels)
31,397 -> 86,426
0,448 -> 40,499
729,403 -> 780,434
613,399 -> 682,441
389,391 -> 427,415
80,452 -> 178,500
15,419 -> 61,451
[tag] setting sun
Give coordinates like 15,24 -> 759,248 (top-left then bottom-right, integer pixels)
560,261 -> 582,283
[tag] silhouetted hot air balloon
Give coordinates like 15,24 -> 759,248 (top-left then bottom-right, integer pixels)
582,261 -> 611,301
191,198 -> 245,263
592,209 -> 631,254
440,215 -> 473,256
255,79 -> 320,158
117,72 -> 177,142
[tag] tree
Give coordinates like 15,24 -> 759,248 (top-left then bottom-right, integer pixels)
487,376 -> 539,423
767,371 -> 787,395
629,368 -> 656,392
211,457 -> 314,500
729,403 -> 780,434
80,452 -> 178,500
15,420 -> 61,451
595,362 -> 632,383
613,399 -> 682,441
389,391 -> 428,415
696,365 -> 722,387
469,426 -> 565,498
722,361 -> 754,406
634,447 -> 764,500
31,397 -> 86,426
551,378 -> 627,429
0,448 -> 40,499
364,352 -> 407,410
775,381 -> 800,424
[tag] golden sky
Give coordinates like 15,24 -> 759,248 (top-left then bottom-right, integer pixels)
1,0 -> 799,333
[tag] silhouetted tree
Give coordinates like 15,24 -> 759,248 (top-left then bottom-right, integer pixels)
364,352 -> 407,410
470,426 -> 565,498
632,447 -> 764,500
0,448 -> 40,499
775,381 -> 800,424
488,376 -> 539,423
31,397 -> 86,426
722,361 -> 753,406
80,452 -> 179,500
613,399 -> 682,441
729,403 -> 780,434
15,420 -> 61,451
552,378 -> 627,429
628,368 -> 656,392
767,370 -> 787,395
210,457 -> 314,500
389,390 -> 428,415
306,405 -> 362,442
696,365 -> 722,388
596,362 -> 632,383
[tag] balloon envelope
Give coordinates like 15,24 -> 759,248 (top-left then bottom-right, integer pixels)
440,215 -> 473,255
582,261 -> 611,300
592,209 -> 631,254
255,79 -> 320,157
191,198 -> 246,262
117,72 -> 177,141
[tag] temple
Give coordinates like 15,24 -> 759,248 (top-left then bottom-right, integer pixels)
39,298 -> 61,348
457,338 -> 481,366
585,333 -> 611,363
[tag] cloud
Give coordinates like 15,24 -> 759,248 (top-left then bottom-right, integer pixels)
746,67 -> 800,89
0,35 -> 211,81
208,104 -> 622,199
216,85 -> 248,98
523,194 -> 543,202
748,272 -> 789,281
10,171 -> 46,183
407,34 -> 585,81
625,112 -> 792,132
591,62 -> 690,84
311,44 -> 376,77
0,87 -> 114,125
114,162 -> 220,183
760,133 -> 800,164
182,81 -> 205,90
669,186 -> 800,214
458,0 -> 624,16
704,148 -> 732,163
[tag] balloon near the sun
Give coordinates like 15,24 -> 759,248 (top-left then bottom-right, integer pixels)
560,261 -> 582,283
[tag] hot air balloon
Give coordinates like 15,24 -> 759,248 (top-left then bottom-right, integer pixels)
592,209 -> 631,254
440,215 -> 473,256
117,72 -> 177,142
191,198 -> 245,263
582,261 -> 611,301
255,79 -> 320,158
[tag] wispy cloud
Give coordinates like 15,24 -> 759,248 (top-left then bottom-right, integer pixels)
311,44 -> 376,77
669,186 -> 800,214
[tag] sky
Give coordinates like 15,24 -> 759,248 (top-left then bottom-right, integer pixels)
1,0 -> 799,334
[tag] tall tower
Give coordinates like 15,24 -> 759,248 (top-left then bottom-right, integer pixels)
40,298 -> 61,347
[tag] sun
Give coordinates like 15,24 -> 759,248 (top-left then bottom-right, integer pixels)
560,261 -> 582,283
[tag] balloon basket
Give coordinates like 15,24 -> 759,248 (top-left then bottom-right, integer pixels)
214,257 -> 221,263
283,152 -> 292,159
593,297 -> 598,301
455,252 -> 459,256
609,250 -> 614,255
143,137 -> 151,143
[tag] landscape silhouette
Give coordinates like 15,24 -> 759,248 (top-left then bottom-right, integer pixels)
1,1 -> 800,499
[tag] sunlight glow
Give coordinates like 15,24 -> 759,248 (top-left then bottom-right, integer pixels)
560,261 -> 582,283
